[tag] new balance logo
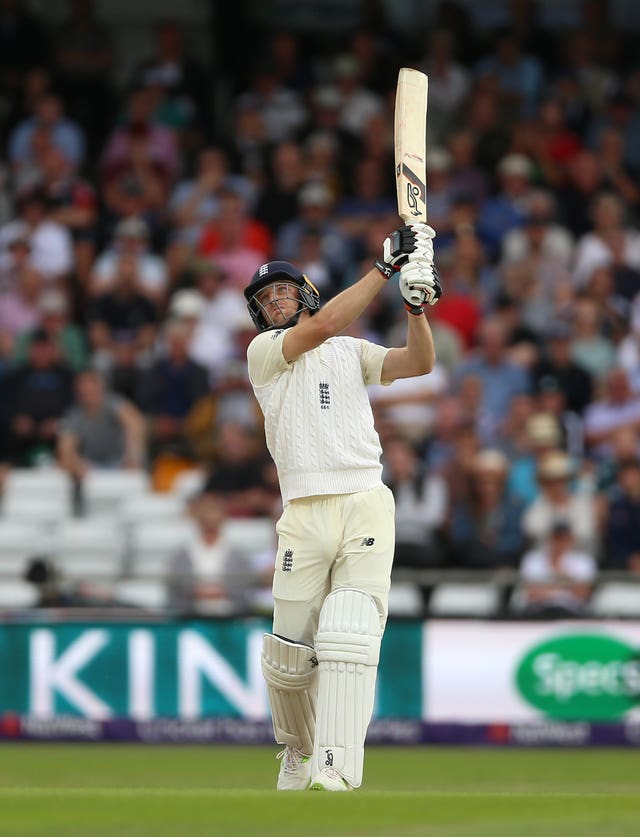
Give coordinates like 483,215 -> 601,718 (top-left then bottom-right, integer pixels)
325,750 -> 334,767
319,381 -> 330,410
361,537 -> 375,547
282,549 -> 293,572
259,263 -> 269,277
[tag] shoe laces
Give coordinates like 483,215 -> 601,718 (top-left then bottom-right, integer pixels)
277,747 -> 308,774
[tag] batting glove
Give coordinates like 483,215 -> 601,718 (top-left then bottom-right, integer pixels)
373,223 -> 429,279
399,260 -> 442,315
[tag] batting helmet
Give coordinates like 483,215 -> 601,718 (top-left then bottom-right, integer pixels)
244,261 -> 320,332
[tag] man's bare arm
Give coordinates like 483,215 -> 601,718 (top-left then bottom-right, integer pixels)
380,311 -> 436,383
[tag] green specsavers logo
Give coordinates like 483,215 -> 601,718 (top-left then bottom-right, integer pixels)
515,634 -> 640,720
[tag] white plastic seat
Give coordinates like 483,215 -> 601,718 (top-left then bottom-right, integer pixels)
4,467 -> 74,505
429,582 -> 501,617
129,519 -> 197,577
0,579 -> 39,609
51,517 -> 125,580
388,582 -> 424,617
0,520 -> 51,576
2,494 -> 73,527
82,469 -> 150,517
222,517 -> 275,557
114,578 -> 169,610
121,493 -> 186,525
590,582 -> 640,618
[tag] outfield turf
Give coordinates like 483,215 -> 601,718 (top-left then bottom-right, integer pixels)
0,745 -> 638,836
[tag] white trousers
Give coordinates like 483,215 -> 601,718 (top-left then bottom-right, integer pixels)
271,485 -> 395,646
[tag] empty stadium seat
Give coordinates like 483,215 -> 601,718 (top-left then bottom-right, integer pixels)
590,582 -> 640,618
114,578 -> 169,610
429,582 -> 501,617
121,493 -> 186,525
82,470 -> 150,516
222,517 -> 275,557
170,469 -> 207,502
2,467 -> 75,524
129,518 -> 198,577
0,520 -> 51,576
387,582 -> 424,617
0,579 -> 39,609
51,517 -> 126,581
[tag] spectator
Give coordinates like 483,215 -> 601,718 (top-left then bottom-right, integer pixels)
203,420 -> 278,518
475,28 -> 544,117
584,368 -> 640,460
383,435 -> 448,569
573,192 -> 640,288
8,93 -> 86,171
501,188 -> 574,271
0,187 -> 73,284
448,448 -> 526,569
4,328 -> 74,465
419,28 -> 471,144
330,54 -> 384,140
522,450 -> 597,553
446,128 -> 489,207
87,252 -> 157,377
13,289 -> 87,371
477,153 -> 534,260
556,150 -> 606,238
514,521 -> 596,617
455,316 -> 531,444
197,189 -> 272,288
0,261 -> 42,338
134,319 -> 210,460
90,215 -> 168,303
167,492 -> 252,615
569,297 -> 617,381
507,412 -> 563,506
169,146 -> 254,246
601,458 -> 640,573
235,58 -> 306,144
253,141 -> 305,234
57,368 -> 146,480
533,319 -> 593,415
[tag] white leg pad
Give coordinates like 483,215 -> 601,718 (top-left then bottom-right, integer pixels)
261,634 -> 318,756
313,588 -> 382,788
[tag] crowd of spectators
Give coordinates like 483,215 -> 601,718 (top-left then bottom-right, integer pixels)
2,1 -> 640,615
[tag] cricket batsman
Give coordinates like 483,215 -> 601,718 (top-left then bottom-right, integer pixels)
243,223 -> 441,790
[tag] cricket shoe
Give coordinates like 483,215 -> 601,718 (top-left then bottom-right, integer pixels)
309,767 -> 353,792
276,747 -> 312,791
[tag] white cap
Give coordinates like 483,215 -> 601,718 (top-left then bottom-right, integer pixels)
497,154 -> 532,179
168,289 -> 206,319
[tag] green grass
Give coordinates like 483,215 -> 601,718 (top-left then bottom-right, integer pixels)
0,745 -> 638,836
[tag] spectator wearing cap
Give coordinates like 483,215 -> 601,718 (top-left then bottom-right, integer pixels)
276,181 -> 352,278
90,215 -> 168,303
0,188 -> 73,284
197,189 -> 271,289
57,368 -> 146,481
4,329 -> 74,466
533,319 -> 593,415
507,412 -> 563,506
448,448 -> 526,569
476,153 -> 535,261
584,368 -> 640,460
13,289 -> 87,371
331,54 -> 383,140
514,521 -> 596,617
522,450 -> 597,553
601,458 -> 640,573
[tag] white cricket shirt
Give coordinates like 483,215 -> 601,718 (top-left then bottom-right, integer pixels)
247,330 -> 390,504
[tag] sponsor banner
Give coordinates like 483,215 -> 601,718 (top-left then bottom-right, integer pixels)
0,619 -> 422,720
1,715 -> 639,747
424,620 -> 640,723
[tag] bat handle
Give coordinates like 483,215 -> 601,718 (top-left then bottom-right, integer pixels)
409,289 -> 425,305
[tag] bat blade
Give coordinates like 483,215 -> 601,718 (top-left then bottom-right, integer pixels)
394,67 -> 428,225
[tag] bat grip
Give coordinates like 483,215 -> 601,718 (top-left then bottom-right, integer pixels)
409,289 -> 425,305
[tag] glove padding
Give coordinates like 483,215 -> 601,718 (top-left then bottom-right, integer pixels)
399,260 -> 442,314
374,223 -> 436,279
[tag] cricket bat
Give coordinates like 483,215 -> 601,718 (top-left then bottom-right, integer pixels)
394,68 -> 429,305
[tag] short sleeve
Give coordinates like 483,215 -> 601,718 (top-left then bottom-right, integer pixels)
246,330 -> 290,387
359,339 -> 391,386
